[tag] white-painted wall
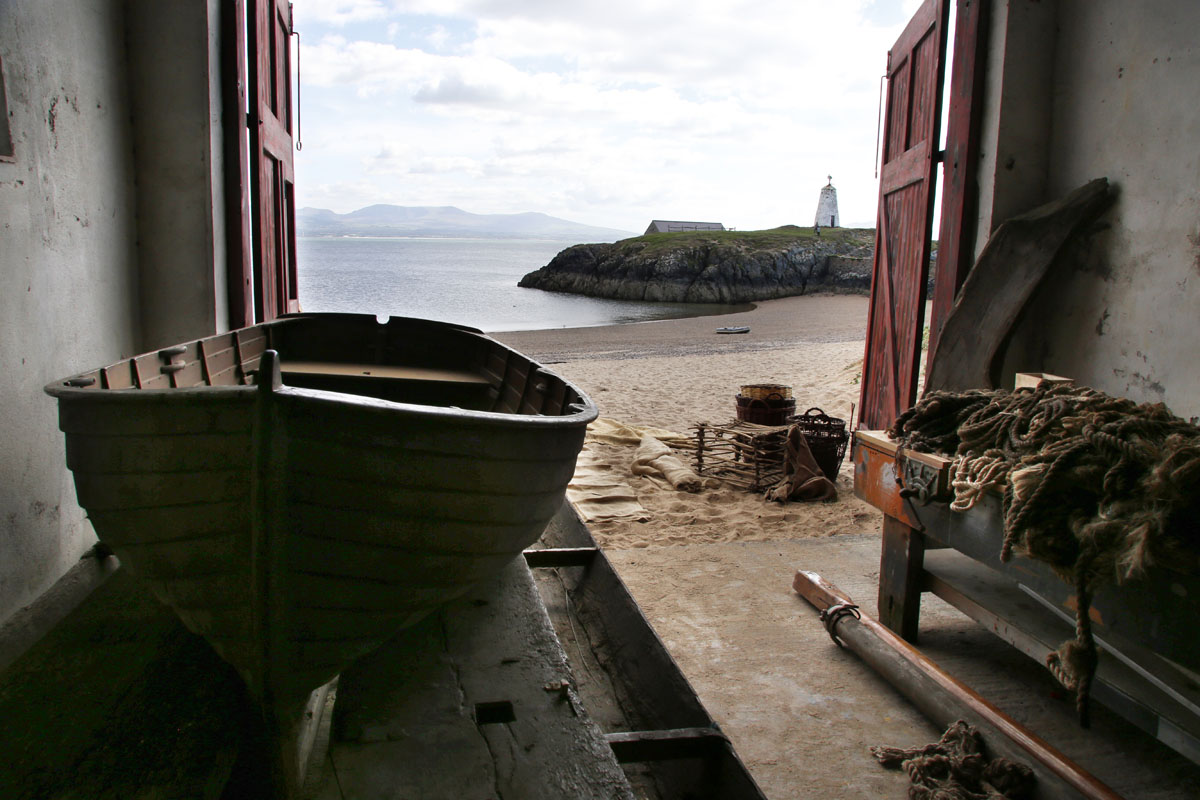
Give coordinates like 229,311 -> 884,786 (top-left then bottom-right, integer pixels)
0,1 -> 228,624
977,0 -> 1200,420
0,0 -> 139,621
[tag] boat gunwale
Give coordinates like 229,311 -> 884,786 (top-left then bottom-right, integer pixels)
45,313 -> 598,428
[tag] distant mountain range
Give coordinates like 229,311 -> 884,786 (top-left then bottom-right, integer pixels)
296,205 -> 634,242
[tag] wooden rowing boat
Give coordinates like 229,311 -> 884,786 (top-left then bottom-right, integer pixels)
45,313 -> 597,793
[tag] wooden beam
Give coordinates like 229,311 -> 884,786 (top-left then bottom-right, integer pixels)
606,727 -> 730,763
793,570 -> 1124,800
523,547 -> 599,569
877,515 -> 927,642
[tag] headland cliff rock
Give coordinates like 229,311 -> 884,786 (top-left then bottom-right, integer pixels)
518,226 -> 881,303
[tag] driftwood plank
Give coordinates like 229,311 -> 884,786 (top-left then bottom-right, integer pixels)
924,178 -> 1112,392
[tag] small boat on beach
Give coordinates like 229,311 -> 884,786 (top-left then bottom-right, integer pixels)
716,325 -> 750,334
46,313 -> 596,793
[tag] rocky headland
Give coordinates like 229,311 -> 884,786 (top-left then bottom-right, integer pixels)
517,226 -> 879,303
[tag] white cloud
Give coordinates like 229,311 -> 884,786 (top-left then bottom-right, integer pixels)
300,0 -> 390,26
294,1 -> 925,231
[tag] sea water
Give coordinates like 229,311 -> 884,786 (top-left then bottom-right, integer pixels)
297,237 -> 745,333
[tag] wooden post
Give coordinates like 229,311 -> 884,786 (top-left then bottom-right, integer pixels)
877,515 -> 926,643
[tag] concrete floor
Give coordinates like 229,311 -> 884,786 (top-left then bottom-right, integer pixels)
603,534 -> 1200,799
3,533 -> 1200,798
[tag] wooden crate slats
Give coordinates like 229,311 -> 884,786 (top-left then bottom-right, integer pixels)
691,421 -> 789,492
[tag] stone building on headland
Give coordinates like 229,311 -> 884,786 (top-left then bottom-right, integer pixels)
814,178 -> 839,228
644,220 -> 725,234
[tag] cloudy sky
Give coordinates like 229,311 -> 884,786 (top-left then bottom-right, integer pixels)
293,0 -> 926,234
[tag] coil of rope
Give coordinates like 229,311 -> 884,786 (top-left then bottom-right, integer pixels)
887,383 -> 1200,726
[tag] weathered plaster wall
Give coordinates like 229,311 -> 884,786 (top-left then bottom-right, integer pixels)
127,0 -> 228,349
0,1 -> 229,625
0,0 -> 139,621
994,0 -> 1200,419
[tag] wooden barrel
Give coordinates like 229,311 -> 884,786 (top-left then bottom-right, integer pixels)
735,394 -> 795,425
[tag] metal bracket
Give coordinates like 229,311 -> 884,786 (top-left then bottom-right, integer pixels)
898,458 -> 947,505
819,602 -> 861,647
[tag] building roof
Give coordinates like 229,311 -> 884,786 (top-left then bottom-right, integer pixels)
644,220 -> 726,235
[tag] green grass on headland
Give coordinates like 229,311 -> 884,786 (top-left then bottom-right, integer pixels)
620,225 -> 876,256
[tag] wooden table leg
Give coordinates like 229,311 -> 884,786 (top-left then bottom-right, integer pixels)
877,514 -> 926,643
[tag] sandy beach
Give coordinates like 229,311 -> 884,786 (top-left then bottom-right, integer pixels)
495,293 -> 882,550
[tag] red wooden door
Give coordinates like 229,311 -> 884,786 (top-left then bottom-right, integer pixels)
858,0 -> 949,430
248,0 -> 299,322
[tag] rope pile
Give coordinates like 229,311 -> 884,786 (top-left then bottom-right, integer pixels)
872,720 -> 1035,799
887,383 -> 1200,726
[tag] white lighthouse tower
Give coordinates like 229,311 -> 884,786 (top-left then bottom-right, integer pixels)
814,176 -> 839,228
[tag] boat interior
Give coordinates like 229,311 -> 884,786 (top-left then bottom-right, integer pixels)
55,314 -> 584,416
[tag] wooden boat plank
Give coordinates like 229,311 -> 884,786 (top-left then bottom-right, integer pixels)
288,475 -> 564,523
235,327 -> 266,379
146,575 -> 252,617
200,335 -> 241,386
111,532 -> 245,577
285,440 -> 574,494
279,395 -> 588,459
292,504 -> 535,552
101,362 -> 135,389
287,537 -> 515,587
57,395 -> 255,436
280,359 -> 488,384
73,470 -> 248,510
87,501 -> 246,543
66,432 -> 250,473
495,358 -> 531,414
169,348 -> 206,389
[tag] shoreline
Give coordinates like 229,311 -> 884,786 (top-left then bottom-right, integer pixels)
494,293 -> 877,550
494,293 -> 870,364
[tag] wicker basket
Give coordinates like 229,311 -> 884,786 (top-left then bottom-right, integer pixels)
739,383 -> 792,400
735,394 -> 796,426
788,407 -> 848,481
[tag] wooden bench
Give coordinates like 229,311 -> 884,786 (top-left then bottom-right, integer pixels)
853,430 -> 1200,764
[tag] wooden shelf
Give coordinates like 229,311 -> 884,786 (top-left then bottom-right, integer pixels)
924,549 -> 1200,763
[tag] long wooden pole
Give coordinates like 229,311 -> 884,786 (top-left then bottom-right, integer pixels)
792,570 -> 1123,800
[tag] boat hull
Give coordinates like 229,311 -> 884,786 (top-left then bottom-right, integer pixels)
47,314 -> 596,711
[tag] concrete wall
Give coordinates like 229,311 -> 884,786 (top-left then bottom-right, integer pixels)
0,1 -> 229,625
0,0 -> 139,621
976,0 -> 1200,420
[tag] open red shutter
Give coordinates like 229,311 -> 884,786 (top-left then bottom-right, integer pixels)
858,0 -> 949,430
928,0 -> 989,361
247,0 -> 299,322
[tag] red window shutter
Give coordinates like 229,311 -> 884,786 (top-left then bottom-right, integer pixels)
247,0 -> 299,322
928,0 -> 989,362
858,0 -> 950,430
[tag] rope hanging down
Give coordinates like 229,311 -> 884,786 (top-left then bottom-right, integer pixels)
887,383 -> 1200,726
